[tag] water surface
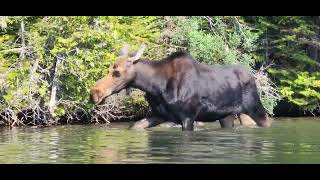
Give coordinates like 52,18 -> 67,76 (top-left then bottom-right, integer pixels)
0,117 -> 320,163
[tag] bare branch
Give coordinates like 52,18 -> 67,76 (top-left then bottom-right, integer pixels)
20,17 -> 26,60
0,46 -> 33,54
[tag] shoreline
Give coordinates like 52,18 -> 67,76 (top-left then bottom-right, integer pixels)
1,114 -> 319,128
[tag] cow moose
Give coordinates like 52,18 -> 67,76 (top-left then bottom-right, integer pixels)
90,44 -> 271,131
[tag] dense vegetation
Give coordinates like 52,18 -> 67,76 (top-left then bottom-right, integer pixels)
244,16 -> 320,113
0,16 -> 319,127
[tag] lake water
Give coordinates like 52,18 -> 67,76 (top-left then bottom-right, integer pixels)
0,117 -> 320,164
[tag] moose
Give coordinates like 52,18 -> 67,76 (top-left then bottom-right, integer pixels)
90,44 -> 271,131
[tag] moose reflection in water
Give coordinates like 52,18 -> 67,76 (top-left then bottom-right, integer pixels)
90,44 -> 270,131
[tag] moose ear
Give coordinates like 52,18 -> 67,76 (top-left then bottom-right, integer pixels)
120,44 -> 130,56
128,44 -> 146,63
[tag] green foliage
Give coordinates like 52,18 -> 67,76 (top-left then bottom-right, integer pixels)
119,90 -> 150,118
269,69 -> 320,110
168,16 -> 258,67
244,16 -> 320,111
0,16 -> 164,123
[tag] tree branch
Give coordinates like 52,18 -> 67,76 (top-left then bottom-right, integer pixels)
20,17 -> 26,60
0,46 -> 33,54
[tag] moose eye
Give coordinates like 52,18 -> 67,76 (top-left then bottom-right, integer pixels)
112,71 -> 121,78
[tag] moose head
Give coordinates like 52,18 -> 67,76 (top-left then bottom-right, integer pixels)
89,44 -> 146,104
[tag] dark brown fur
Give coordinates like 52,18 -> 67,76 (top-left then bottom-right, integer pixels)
90,45 -> 270,131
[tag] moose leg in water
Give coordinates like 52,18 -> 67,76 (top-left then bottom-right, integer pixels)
130,116 -> 165,130
133,114 -> 252,130
218,115 -> 235,128
239,113 -> 256,126
218,113 -> 258,128
180,115 -> 196,131
131,117 -> 206,130
130,93 -> 176,130
160,121 -> 205,128
175,106 -> 201,131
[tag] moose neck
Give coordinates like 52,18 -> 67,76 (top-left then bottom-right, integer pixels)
131,61 -> 166,96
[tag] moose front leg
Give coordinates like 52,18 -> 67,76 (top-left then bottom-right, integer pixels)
176,107 -> 200,131
182,118 -> 195,131
179,114 -> 196,131
129,116 -> 165,130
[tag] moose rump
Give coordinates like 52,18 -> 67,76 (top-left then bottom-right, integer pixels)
90,44 -> 270,131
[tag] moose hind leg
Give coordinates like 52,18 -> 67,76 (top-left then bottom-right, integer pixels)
219,115 -> 235,128
247,106 -> 271,127
239,113 -> 256,126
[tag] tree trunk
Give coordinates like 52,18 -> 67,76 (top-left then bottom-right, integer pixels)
48,55 -> 63,117
20,17 -> 26,60
28,59 -> 39,101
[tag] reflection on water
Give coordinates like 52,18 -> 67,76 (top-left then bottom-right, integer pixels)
0,117 -> 320,163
